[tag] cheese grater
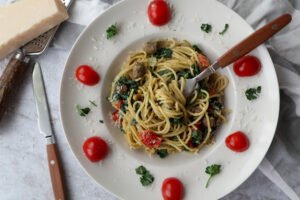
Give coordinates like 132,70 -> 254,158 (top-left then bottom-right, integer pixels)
0,0 -> 74,120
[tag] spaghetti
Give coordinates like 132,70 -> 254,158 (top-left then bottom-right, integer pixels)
109,39 -> 228,156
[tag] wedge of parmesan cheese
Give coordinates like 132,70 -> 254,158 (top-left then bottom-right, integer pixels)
0,0 -> 69,59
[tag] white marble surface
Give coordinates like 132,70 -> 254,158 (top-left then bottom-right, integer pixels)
0,0 -> 298,199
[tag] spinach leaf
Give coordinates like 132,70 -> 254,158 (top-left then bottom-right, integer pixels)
154,48 -> 173,59
191,130 -> 201,146
191,64 -> 201,76
209,99 -> 224,111
170,117 -> 184,125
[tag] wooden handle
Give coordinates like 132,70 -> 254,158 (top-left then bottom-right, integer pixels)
47,143 -> 66,200
0,52 -> 31,120
218,13 -> 292,68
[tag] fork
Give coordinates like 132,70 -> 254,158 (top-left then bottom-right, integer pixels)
183,14 -> 292,97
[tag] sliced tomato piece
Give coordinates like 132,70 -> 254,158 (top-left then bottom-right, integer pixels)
139,130 -> 162,148
197,53 -> 210,68
115,100 -> 124,109
112,110 -> 119,122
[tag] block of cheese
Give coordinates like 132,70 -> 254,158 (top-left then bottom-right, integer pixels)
0,0 -> 69,59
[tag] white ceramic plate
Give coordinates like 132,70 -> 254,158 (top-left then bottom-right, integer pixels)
60,0 -> 279,199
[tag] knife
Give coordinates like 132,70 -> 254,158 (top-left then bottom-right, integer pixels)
32,62 -> 66,200
0,0 -> 73,121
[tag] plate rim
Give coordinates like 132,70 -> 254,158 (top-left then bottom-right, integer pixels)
59,0 -> 280,199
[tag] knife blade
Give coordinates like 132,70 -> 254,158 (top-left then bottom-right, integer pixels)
32,62 -> 54,143
32,62 -> 66,200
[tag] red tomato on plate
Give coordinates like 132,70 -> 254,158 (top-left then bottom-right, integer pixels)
115,100 -> 123,109
147,0 -> 171,26
225,131 -> 249,152
139,130 -> 162,148
233,55 -> 261,77
83,136 -> 109,162
75,65 -> 100,86
111,110 -> 122,127
162,177 -> 184,200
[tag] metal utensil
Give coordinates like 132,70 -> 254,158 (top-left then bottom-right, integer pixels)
183,13 -> 292,97
32,62 -> 66,200
0,0 -> 73,121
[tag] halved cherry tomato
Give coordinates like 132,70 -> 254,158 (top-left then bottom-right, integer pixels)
147,0 -> 171,26
75,65 -> 100,86
225,131 -> 249,152
162,177 -> 184,200
83,136 -> 109,162
139,130 -> 162,148
197,53 -> 210,68
233,55 -> 261,77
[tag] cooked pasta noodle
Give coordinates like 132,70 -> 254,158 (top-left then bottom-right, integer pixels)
109,39 -> 228,156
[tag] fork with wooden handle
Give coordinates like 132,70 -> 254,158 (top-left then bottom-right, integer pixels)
183,13 -> 292,97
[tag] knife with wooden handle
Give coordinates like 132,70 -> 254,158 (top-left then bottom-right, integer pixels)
32,62 -> 65,200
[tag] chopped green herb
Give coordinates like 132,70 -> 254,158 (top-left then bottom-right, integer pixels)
201,24 -> 212,33
245,86 -> 261,100
76,105 -> 91,117
156,149 -> 168,158
191,130 -> 201,146
135,165 -> 154,186
205,164 -> 221,188
192,44 -> 202,53
219,24 -> 229,35
99,120 -> 104,123
154,48 -> 173,59
106,24 -> 118,39
89,100 -> 97,107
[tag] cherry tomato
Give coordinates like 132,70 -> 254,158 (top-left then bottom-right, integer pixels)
147,0 -> 171,26
162,177 -> 184,200
233,55 -> 261,77
139,130 -> 162,148
83,136 -> 109,162
75,65 -> 100,86
225,131 -> 249,152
